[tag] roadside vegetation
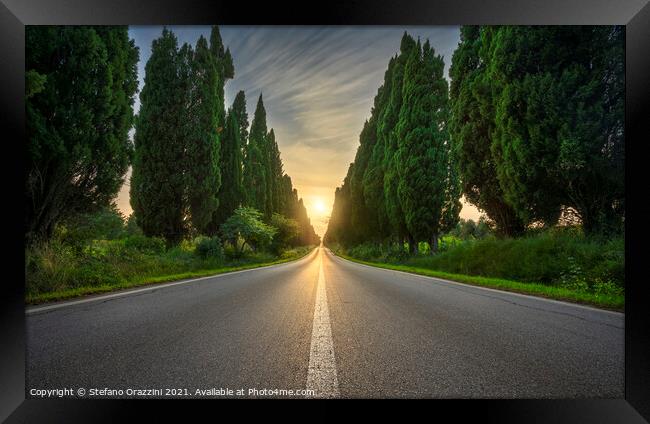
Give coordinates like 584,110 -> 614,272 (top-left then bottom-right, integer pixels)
25,26 -> 320,304
330,220 -> 624,310
26,206 -> 315,304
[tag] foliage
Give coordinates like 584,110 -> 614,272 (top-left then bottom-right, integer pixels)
448,26 -> 525,237
194,235 -> 224,260
25,234 -> 313,303
396,39 -> 459,253
337,253 -> 623,310
343,229 -> 624,289
487,26 -> 625,235
27,24 -> 319,250
184,36 -> 221,234
270,213 -> 301,253
213,99 -> 245,229
122,234 -> 166,254
220,207 -> 277,253
326,33 -> 461,252
448,217 -> 492,241
56,206 -> 127,247
327,26 -> 624,250
130,28 -> 188,244
124,213 -> 143,236
25,26 -> 139,243
243,94 -> 269,213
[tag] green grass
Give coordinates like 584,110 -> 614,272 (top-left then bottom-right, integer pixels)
334,252 -> 624,311
26,242 -> 315,305
329,228 -> 625,312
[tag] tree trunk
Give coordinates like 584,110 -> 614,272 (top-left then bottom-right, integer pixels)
430,233 -> 439,254
407,234 -> 417,255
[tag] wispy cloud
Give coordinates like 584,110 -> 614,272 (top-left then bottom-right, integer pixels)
121,26 -> 479,235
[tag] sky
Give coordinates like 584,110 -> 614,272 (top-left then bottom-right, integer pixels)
117,26 -> 482,236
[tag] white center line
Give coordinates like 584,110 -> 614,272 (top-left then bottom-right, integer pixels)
306,250 -> 339,398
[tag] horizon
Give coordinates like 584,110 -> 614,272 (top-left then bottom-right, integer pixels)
116,26 -> 483,236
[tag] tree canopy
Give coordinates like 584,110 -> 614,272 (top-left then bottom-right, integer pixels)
26,26 -> 139,243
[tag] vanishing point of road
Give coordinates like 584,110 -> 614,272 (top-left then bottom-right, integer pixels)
26,247 -> 623,398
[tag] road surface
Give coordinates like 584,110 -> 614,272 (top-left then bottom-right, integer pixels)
26,247 -> 624,398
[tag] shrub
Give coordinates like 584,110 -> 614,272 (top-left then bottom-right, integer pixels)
270,213 -> 300,253
195,236 -> 224,260
345,230 -> 624,288
57,206 -> 126,247
348,242 -> 384,261
123,234 -> 166,254
221,207 -> 277,253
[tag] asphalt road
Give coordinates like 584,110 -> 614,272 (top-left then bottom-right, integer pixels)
26,247 -> 624,398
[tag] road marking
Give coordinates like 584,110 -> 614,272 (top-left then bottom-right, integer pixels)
26,248 -> 319,315
306,251 -> 339,398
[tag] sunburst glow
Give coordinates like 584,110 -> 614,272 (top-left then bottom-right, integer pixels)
314,199 -> 326,214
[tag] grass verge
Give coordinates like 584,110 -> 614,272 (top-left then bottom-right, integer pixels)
332,251 -> 624,312
27,246 -> 316,305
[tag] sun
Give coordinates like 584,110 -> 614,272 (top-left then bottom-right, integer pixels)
314,199 -> 326,214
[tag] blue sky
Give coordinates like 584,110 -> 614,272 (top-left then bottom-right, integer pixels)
117,26 -> 481,235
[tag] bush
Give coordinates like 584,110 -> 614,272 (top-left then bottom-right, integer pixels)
348,242 -> 385,261
195,236 -> 224,260
221,207 -> 277,253
123,234 -> 166,254
26,227 -> 310,301
57,207 -> 126,247
344,230 -> 624,289
270,213 -> 300,253
124,213 -> 143,236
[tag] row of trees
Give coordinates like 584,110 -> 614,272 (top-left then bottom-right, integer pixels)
130,26 -> 319,246
325,26 -> 624,252
325,33 -> 460,253
449,25 -> 624,237
25,25 -> 319,248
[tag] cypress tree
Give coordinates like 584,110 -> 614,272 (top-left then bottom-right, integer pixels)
280,175 -> 296,218
265,129 -> 277,217
449,26 -> 525,237
395,39 -> 455,253
25,26 -> 138,243
184,36 -> 221,234
213,106 -> 244,230
382,34 -> 417,247
244,93 -> 268,213
131,28 -> 188,244
208,25 -> 234,141
231,90 -> 249,145
362,62 -> 394,243
267,129 -> 284,214
488,26 -> 624,234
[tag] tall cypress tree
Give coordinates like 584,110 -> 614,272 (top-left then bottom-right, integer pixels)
131,28 -> 187,244
208,25 -> 234,142
488,26 -> 624,234
382,33 -> 416,245
264,129 -> 277,218
231,90 -> 249,146
280,174 -> 295,218
244,93 -> 268,213
449,26 -> 525,237
213,108 -> 243,229
362,61 -> 394,243
25,26 -> 138,243
395,39 -> 455,253
184,36 -> 220,234
267,129 -> 284,214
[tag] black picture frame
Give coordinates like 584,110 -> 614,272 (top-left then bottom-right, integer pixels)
2,0 -> 649,421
